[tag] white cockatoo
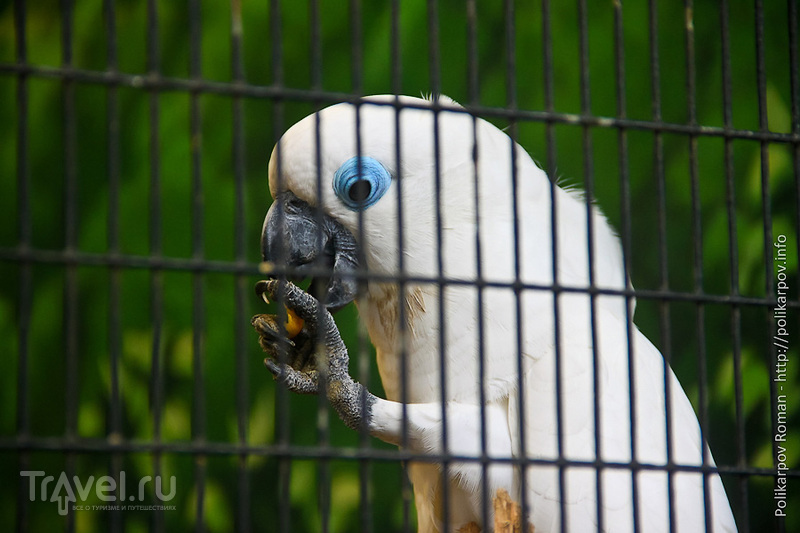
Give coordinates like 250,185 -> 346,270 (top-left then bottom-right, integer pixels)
251,95 -> 737,532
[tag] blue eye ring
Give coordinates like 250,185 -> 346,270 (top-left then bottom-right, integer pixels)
333,156 -> 392,211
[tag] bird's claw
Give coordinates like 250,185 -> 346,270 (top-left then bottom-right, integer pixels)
251,313 -> 296,349
251,279 -> 372,431
251,279 -> 337,395
262,354 -> 319,395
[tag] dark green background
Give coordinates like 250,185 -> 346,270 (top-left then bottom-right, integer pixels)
0,1 -> 797,531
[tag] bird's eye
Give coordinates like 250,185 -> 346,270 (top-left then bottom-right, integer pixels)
333,156 -> 391,211
348,180 -> 372,203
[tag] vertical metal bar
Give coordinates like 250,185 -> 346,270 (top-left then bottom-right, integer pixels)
61,1 -> 78,530
389,109 -> 414,533
540,4 -> 566,530
346,6 -> 374,532
470,122 -> 492,530
574,0 -> 594,530
387,5 -> 412,533
502,2 -> 535,530
427,0 -> 441,97
316,136 -> 330,533
613,4 -> 642,533
350,0 -> 363,95
585,133 -> 606,532
390,0 -> 402,95
465,2 -> 491,528
351,115 -> 368,533
341,3 -> 373,530
541,0 -> 554,134
230,1 -> 251,531
503,0 -> 516,107
14,0 -> 31,530
391,97 -> 413,533
540,0 -> 557,181
187,1 -> 207,531
315,6 -> 334,531
580,0 -> 604,526
719,1 -> 748,530
104,0 -> 123,530
649,1 -> 677,531
265,16 -> 293,533
424,1 -> 450,531
268,3 -> 290,532
146,1 -> 165,531
310,0 -> 322,93
358,164 -> 377,528
683,2 -> 714,530
466,0 -> 478,105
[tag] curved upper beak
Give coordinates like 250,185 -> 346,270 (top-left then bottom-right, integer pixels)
261,191 -> 359,311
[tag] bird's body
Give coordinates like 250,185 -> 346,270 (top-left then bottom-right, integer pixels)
261,95 -> 737,532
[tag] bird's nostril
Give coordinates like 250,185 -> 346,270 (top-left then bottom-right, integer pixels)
282,194 -> 307,214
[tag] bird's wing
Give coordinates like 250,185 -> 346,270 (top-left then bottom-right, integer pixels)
506,294 -> 737,532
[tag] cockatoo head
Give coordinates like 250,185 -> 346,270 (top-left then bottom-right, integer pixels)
261,95 -> 498,311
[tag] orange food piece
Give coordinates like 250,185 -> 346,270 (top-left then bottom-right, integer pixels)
284,307 -> 304,338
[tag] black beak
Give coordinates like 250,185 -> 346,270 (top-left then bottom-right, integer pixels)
261,191 -> 359,311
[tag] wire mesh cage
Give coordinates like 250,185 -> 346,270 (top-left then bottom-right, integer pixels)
1,1 -> 798,532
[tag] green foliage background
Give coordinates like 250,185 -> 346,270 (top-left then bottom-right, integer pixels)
0,1 -> 798,531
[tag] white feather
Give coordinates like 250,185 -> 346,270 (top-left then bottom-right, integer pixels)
270,95 -> 737,532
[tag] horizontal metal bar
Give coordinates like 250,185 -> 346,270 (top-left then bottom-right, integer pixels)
0,246 -> 257,275
1,62 -> 799,144
0,245 -> 790,310
0,435 -> 789,479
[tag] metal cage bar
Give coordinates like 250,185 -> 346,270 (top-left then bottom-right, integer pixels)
13,0 -> 31,530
